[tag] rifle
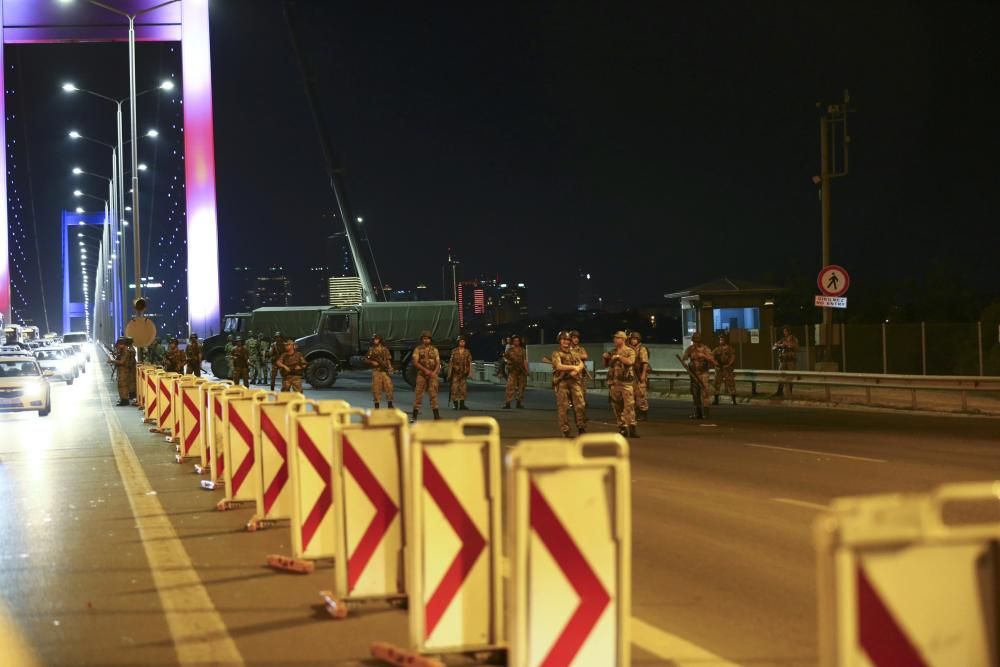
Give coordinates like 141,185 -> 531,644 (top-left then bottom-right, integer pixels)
675,354 -> 703,385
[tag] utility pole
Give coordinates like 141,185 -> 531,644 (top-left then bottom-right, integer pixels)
817,90 -> 853,365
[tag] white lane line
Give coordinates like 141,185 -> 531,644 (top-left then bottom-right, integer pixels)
631,616 -> 740,666
772,497 -> 828,511
99,368 -> 245,666
744,442 -> 887,463
0,597 -> 42,667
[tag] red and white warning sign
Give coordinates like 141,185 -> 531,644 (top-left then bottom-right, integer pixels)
221,391 -> 268,507
250,393 -> 305,529
507,435 -> 631,667
156,373 -> 181,433
208,387 -> 247,486
144,369 -> 164,424
176,379 -> 207,460
818,264 -> 850,297
330,408 -> 409,600
136,364 -> 152,408
815,482 -> 1000,667
407,417 -> 503,653
288,400 -> 354,561
197,382 -> 231,475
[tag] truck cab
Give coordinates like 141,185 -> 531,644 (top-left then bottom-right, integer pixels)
295,309 -> 358,388
202,313 -> 250,377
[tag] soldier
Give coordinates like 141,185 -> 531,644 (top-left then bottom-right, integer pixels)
712,333 -> 737,405
224,335 -> 235,379
448,335 -> 472,410
366,333 -> 394,409
772,326 -> 800,397
411,330 -> 441,421
503,334 -> 528,409
163,338 -> 186,373
231,337 -> 250,387
551,331 -> 587,437
125,337 -> 137,402
603,331 -> 638,437
108,337 -> 131,406
268,332 -> 285,391
247,333 -> 261,384
185,333 -> 202,377
276,340 -> 307,392
681,332 -> 718,419
146,338 -> 165,365
628,331 -> 650,420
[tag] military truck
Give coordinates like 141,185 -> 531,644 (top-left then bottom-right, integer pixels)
295,301 -> 459,388
202,306 -> 331,378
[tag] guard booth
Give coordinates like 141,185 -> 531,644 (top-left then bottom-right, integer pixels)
664,278 -> 786,370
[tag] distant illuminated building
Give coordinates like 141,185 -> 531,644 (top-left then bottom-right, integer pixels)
415,283 -> 431,301
497,282 -> 527,324
254,267 -> 292,307
328,276 -> 364,307
457,279 -> 488,329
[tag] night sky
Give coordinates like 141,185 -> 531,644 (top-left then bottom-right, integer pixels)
7,1 -> 1000,329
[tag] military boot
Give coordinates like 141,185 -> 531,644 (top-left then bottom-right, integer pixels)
702,407 -> 711,420
432,409 -> 441,420
387,401 -> 394,408
502,402 -> 511,409
638,409 -> 648,421
516,400 -> 524,409
577,426 -> 586,435
628,425 -> 639,438
459,400 -> 468,410
731,395 -> 737,405
453,401 -> 459,410
712,395 -> 720,405
411,409 -> 419,422
563,430 -> 573,438
618,426 -> 628,437
689,406 -> 702,419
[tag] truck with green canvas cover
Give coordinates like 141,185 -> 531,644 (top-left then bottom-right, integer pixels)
202,306 -> 329,378
295,301 -> 459,388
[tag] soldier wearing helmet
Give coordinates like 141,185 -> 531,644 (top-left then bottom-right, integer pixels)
551,331 -> 587,437
164,338 -> 185,373
502,334 -> 528,409
185,333 -> 202,377
268,332 -> 285,391
231,337 -> 250,387
603,331 -> 638,437
411,330 -> 441,421
366,333 -> 394,409
628,330 -> 650,420
448,335 -> 473,410
712,332 -> 737,405
681,331 -> 718,419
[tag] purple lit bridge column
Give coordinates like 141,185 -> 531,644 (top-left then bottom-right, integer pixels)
0,0 -> 220,334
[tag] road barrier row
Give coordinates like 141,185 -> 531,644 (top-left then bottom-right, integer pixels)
131,366 -> 998,666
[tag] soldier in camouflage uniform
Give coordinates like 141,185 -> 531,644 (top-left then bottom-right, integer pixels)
268,333 -> 285,391
224,335 -> 235,380
163,338 -> 186,373
681,332 -> 718,419
502,334 -> 528,409
125,337 -> 138,401
366,333 -> 394,408
185,333 -> 202,377
603,331 -> 638,437
146,338 -> 165,365
448,336 -> 472,410
628,331 -> 650,420
247,333 -> 261,384
277,340 -> 307,393
411,331 -> 441,421
772,326 -> 799,397
712,333 -> 737,405
551,331 -> 587,437
231,338 -> 250,387
109,337 -> 131,406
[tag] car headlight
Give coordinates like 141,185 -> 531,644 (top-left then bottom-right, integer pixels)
23,381 -> 44,398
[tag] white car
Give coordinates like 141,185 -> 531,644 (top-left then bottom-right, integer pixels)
54,344 -> 85,376
35,348 -> 76,385
0,355 -> 52,417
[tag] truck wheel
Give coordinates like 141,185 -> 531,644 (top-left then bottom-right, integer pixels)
210,354 -> 230,379
308,358 -> 338,389
403,362 -> 418,388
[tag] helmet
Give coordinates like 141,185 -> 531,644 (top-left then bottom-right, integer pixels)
274,331 -> 282,338
420,330 -> 432,339
613,330 -> 627,340
629,331 -> 642,342
691,332 -> 703,343
169,338 -> 179,345
235,337 -> 243,343
125,337 -> 134,345
190,333 -> 198,339
372,333 -> 383,342
558,331 -> 571,341
569,330 -> 581,338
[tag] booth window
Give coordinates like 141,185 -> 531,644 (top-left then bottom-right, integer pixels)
683,308 -> 698,336
713,307 -> 759,331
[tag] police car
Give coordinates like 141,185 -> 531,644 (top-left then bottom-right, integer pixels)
0,354 -> 52,416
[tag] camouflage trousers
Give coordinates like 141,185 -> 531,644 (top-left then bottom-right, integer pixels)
127,369 -> 136,398
372,370 -> 394,403
117,373 -> 130,401
609,382 -> 636,427
714,367 -> 736,395
505,371 -> 526,403
632,379 -> 648,411
186,362 -> 201,377
232,366 -> 249,388
413,373 -> 439,410
691,373 -> 711,407
450,375 -> 468,401
778,360 -> 796,394
249,359 -> 261,383
555,380 -> 587,433
270,364 -> 280,389
281,374 -> 303,393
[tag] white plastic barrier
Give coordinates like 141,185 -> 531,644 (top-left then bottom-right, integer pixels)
155,372 -> 181,434
219,390 -> 268,510
196,382 -> 231,477
175,378 -> 208,461
143,368 -> 165,424
815,481 -> 1000,667
507,435 -> 631,667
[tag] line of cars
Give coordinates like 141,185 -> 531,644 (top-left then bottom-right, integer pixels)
0,332 -> 91,417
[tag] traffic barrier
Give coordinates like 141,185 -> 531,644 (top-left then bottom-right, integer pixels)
407,417 -> 503,655
248,393 -> 305,531
201,386 -> 248,490
267,399 -> 353,573
143,368 -> 165,424
195,382 -> 232,478
319,408 -> 410,617
175,378 -> 208,462
815,481 -> 1000,667
166,374 -> 193,444
370,642 -> 446,667
136,364 -> 153,408
507,435 -> 631,667
218,390 -> 269,511
153,372 -> 181,434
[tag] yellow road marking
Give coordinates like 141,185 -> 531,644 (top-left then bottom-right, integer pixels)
744,442 -> 887,463
99,366 -> 245,666
0,597 -> 42,667
631,616 -> 740,666
772,497 -> 828,511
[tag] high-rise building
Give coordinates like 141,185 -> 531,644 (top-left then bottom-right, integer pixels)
457,279 -> 488,330
328,276 -> 364,307
497,282 -> 528,324
226,265 -> 257,313
253,266 -> 292,307
326,232 -> 354,278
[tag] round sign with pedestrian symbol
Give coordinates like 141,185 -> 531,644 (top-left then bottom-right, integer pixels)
818,265 -> 850,297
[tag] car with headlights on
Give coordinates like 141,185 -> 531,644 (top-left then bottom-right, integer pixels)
0,355 -> 52,416
34,347 -> 76,385
54,343 -> 85,376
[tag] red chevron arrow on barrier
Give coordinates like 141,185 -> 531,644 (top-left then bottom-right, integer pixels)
530,481 -> 611,667
422,451 -> 486,639
298,424 -> 332,551
213,397 -> 224,476
159,380 -> 172,422
228,404 -> 255,495
260,410 -> 289,514
342,434 -> 399,593
182,392 -> 200,453
146,376 -> 157,414
857,564 -> 928,667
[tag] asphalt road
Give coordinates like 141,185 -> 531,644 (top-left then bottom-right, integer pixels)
1,358 -> 997,666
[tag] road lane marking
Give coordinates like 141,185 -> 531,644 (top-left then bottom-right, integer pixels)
631,616 -> 740,666
744,442 -> 887,463
772,497 -> 828,511
98,367 -> 244,666
0,597 -> 42,667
